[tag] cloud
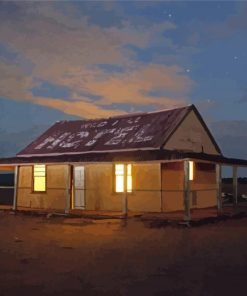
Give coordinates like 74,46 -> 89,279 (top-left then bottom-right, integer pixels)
207,3 -> 247,40
0,2 -> 194,118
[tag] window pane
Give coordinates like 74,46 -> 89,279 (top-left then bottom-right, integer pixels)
115,164 -> 124,176
34,165 -> 46,191
189,161 -> 194,181
34,176 -> 46,191
127,164 -> 132,176
116,175 -> 124,192
34,164 -> 46,177
127,175 -> 132,193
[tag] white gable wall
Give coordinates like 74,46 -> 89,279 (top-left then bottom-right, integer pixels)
164,110 -> 220,155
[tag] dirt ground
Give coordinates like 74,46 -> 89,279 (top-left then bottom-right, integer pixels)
1,212 -> 247,296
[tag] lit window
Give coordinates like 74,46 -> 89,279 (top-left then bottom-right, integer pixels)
127,164 -> 132,193
189,161 -> 194,181
115,164 -> 132,193
115,164 -> 124,193
33,164 -> 46,192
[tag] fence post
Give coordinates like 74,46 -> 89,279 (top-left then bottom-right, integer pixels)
216,164 -> 223,215
183,160 -> 191,221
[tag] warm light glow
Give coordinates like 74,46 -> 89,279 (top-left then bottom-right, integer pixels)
33,164 -> 46,191
115,164 -> 132,193
127,164 -> 132,192
189,161 -> 194,181
115,164 -> 124,193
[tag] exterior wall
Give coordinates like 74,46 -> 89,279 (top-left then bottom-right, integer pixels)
190,162 -> 217,209
128,163 -> 161,212
17,164 -> 69,210
161,161 -> 217,212
161,162 -> 184,212
84,163 -> 161,212
85,164 -> 122,211
16,161 -> 217,213
164,110 -> 220,155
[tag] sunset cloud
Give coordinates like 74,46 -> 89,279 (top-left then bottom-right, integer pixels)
0,2 -> 194,118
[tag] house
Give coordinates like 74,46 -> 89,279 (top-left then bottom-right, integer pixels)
0,104 -> 247,220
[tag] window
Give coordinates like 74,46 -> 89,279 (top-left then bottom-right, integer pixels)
189,161 -> 194,181
33,164 -> 46,192
114,164 -> 132,193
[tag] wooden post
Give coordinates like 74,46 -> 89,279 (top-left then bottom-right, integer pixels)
216,164 -> 223,215
183,160 -> 191,221
233,166 -> 238,207
65,165 -> 70,214
13,165 -> 19,211
122,164 -> 128,217
160,163 -> 163,212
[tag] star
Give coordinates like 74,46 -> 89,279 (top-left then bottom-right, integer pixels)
168,13 -> 172,18
186,69 -> 191,73
234,56 -> 238,60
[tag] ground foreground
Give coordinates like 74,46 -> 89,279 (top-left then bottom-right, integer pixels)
1,212 -> 247,295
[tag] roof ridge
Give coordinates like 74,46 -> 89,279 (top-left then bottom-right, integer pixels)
55,104 -> 191,124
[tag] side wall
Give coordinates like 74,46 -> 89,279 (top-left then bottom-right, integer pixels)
17,164 -> 70,210
161,162 -> 184,212
161,161 -> 217,212
164,110 -> 220,155
191,162 -> 217,209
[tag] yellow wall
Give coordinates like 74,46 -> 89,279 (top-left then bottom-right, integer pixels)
128,163 -> 161,212
161,163 -> 184,212
161,162 -> 217,212
17,164 -> 70,210
190,162 -> 217,209
85,164 -> 122,211
164,110 -> 220,155
84,163 -> 161,212
16,161 -> 217,213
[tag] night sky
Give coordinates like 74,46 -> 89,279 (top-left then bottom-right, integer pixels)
0,1 -> 247,172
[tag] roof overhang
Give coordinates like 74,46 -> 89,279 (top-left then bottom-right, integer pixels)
0,150 -> 247,167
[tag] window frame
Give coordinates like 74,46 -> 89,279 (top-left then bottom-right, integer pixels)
113,163 -> 133,194
32,164 -> 47,193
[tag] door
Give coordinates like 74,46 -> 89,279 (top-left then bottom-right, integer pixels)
74,166 -> 85,209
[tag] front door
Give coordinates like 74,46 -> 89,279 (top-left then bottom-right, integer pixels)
74,166 -> 85,209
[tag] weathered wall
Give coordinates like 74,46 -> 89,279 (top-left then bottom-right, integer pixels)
164,110 -> 220,155
190,162 -> 217,209
161,162 -> 217,212
128,163 -> 161,212
161,162 -> 184,212
84,163 -> 161,212
85,164 -> 122,211
17,164 -> 70,210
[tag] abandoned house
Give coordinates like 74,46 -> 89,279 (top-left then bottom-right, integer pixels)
0,104 -> 247,220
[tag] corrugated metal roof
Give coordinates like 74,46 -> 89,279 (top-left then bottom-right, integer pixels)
17,105 -> 191,157
1,150 -> 247,166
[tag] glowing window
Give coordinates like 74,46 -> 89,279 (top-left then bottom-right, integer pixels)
33,164 -> 46,192
115,164 -> 132,193
127,164 -> 132,193
189,161 -> 194,181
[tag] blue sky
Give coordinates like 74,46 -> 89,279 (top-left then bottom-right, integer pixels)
0,1 -> 247,166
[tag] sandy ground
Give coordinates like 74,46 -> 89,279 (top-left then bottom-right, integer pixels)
1,212 -> 247,296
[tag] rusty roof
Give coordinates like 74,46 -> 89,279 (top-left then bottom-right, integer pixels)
17,105 -> 193,157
